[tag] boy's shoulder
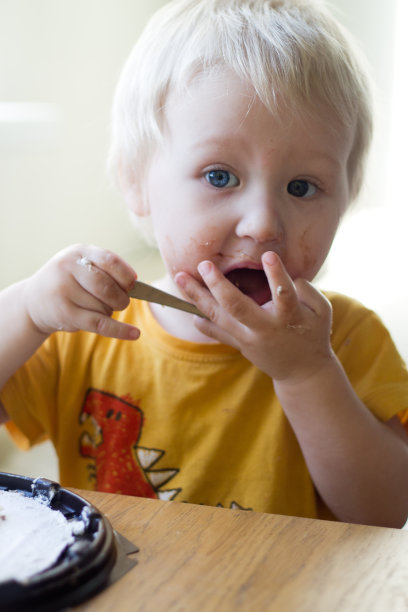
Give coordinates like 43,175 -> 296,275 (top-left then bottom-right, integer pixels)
321,290 -> 391,348
322,290 -> 373,318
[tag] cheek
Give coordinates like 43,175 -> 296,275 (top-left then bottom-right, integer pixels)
298,229 -> 319,277
158,234 -> 179,275
157,224 -> 220,278
292,223 -> 337,280
186,230 -> 218,258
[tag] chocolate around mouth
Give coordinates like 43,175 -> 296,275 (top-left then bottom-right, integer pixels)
225,268 -> 272,305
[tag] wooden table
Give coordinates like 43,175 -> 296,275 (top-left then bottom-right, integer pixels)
74,491 -> 408,611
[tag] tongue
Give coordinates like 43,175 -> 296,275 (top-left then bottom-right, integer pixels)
225,269 -> 271,305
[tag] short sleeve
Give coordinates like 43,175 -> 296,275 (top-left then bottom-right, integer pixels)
328,292 -> 408,422
0,334 -> 60,448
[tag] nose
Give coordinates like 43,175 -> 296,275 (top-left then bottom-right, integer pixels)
235,189 -> 284,244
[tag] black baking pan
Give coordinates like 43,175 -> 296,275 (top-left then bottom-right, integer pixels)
0,472 -> 117,612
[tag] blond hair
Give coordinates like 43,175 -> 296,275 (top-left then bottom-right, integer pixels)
109,0 -> 373,208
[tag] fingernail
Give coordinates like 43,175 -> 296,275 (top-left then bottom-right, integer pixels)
129,327 -> 140,340
175,272 -> 186,288
198,261 -> 212,276
127,275 -> 138,291
263,251 -> 278,266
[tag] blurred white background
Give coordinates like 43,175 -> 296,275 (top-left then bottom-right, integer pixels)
317,0 -> 408,364
0,0 -> 167,291
0,0 -> 407,479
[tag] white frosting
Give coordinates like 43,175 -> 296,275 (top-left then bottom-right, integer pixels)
0,490 -> 74,584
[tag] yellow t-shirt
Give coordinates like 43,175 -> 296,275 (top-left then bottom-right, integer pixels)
2,292 -> 408,519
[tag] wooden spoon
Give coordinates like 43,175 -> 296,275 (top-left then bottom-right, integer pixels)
128,280 -> 207,318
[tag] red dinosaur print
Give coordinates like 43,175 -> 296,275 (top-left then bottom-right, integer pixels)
79,388 -> 179,499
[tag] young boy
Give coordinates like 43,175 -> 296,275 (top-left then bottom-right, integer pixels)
1,0 -> 408,527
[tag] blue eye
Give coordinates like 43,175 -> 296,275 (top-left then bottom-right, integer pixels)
287,180 -> 317,198
205,169 -> 239,188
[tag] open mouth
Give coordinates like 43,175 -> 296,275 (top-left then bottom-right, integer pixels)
225,268 -> 271,305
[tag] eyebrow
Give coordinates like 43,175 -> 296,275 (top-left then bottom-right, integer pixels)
192,140 -> 344,168
191,137 -> 235,150
305,152 -> 344,169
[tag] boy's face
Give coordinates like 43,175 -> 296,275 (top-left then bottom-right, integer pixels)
141,71 -> 354,304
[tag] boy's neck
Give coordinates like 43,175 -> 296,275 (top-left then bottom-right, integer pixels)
149,276 -> 217,344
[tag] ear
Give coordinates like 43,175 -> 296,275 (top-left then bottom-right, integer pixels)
119,170 -> 150,217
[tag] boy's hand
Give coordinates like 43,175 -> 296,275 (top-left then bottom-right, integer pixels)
175,251 -> 334,383
24,244 -> 140,340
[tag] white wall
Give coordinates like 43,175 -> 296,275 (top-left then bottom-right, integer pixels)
0,0 -> 167,291
317,0 -> 408,364
329,0 -> 397,212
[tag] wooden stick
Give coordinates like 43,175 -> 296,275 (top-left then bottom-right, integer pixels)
128,281 -> 207,318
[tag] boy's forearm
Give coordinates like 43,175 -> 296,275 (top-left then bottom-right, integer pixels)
0,280 -> 48,393
274,357 -> 408,528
